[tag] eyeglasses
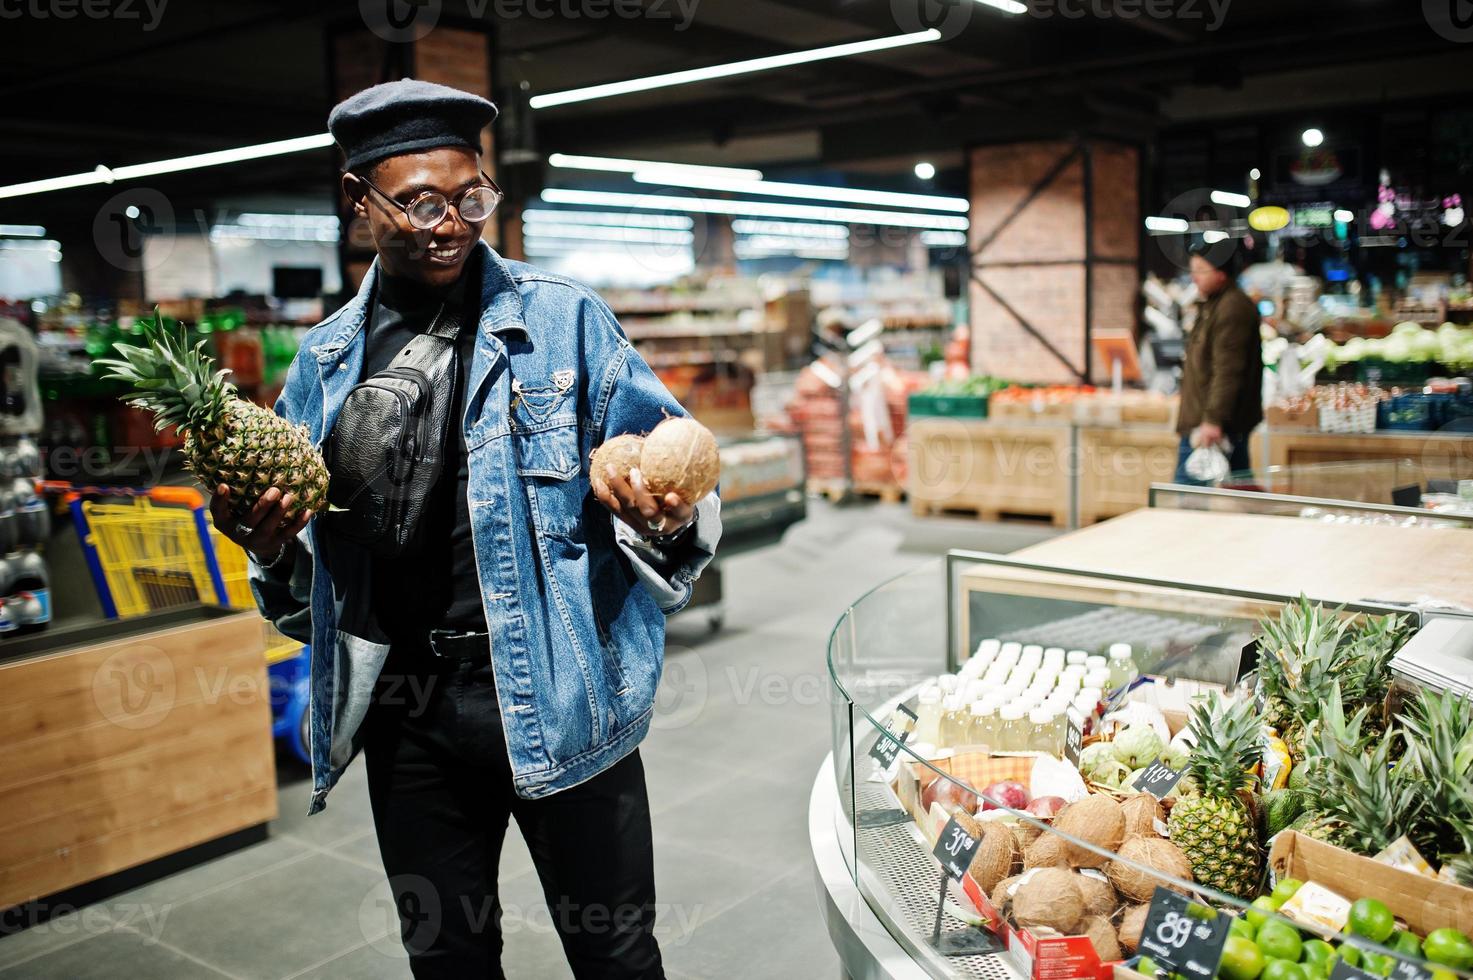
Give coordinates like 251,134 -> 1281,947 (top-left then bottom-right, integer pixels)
352,171 -> 504,230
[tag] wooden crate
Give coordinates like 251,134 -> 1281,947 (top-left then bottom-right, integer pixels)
1076,426 -> 1180,525
0,609 -> 275,909
907,418 -> 1071,526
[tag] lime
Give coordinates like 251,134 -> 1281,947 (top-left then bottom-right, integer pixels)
1230,917 -> 1259,941
1430,970 -> 1458,980
1272,879 -> 1306,904
1247,896 -> 1285,931
1220,935 -> 1268,980
1347,899 -> 1396,944
1262,959 -> 1306,980
1334,944 -> 1362,968
1391,930 -> 1423,960
1258,920 -> 1305,963
1362,952 -> 1394,977
1299,960 -> 1329,980
1303,940 -> 1335,966
1137,955 -> 1161,977
1422,929 -> 1473,971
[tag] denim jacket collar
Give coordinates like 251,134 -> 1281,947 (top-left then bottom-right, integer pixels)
308,241 -> 529,368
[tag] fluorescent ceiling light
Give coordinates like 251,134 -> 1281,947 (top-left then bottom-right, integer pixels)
0,133 -> 336,201
914,162 -> 936,180
1334,209 -> 1354,223
543,188 -> 968,230
523,208 -> 694,229
548,154 -> 761,181
731,219 -> 848,239
737,234 -> 851,252
1301,128 -> 1324,147
1249,168 -> 1261,180
973,0 -> 1027,12
1144,216 -> 1189,233
0,224 -> 45,237
0,238 -> 61,251
530,29 -> 942,109
632,170 -> 968,213
235,212 -> 338,230
1210,190 -> 1251,208
735,246 -> 849,261
523,224 -> 694,245
1202,229 -> 1229,243
523,240 -> 690,257
921,231 -> 968,247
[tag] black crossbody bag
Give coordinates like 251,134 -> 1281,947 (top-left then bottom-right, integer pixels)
323,303 -> 463,556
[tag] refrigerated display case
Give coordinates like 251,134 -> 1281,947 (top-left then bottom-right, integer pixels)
810,549 -> 1455,980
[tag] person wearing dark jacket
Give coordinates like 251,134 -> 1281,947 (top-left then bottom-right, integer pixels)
1175,248 -> 1262,482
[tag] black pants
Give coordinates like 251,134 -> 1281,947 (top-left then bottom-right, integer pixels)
362,648 -> 665,979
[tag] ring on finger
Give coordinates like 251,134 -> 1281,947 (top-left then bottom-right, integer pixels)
236,522 -> 255,538
646,515 -> 667,534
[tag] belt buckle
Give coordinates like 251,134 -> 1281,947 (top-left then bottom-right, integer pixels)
428,629 -> 487,661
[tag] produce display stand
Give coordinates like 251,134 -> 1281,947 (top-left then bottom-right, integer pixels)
1252,427 -> 1473,486
1147,483 -> 1473,531
907,420 -> 1177,529
0,606 -> 276,912
813,519 -> 1473,980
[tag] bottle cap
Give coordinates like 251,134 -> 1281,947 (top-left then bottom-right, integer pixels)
977,638 -> 1002,657
1062,663 -> 1088,677
1000,641 -> 1022,658
920,686 -> 942,704
1029,707 -> 1053,725
1043,646 -> 1066,664
1076,687 -> 1103,706
1085,668 -> 1112,689
942,694 -> 963,711
969,700 -> 991,717
1066,650 -> 1089,665
1000,705 -> 1026,721
1086,655 -> 1108,670
1108,642 -> 1133,659
938,673 -> 960,693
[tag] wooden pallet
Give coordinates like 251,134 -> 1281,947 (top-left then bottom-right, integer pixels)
852,481 -> 903,504
807,479 -> 904,504
910,499 -> 1064,526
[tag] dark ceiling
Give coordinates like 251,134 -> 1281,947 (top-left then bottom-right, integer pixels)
1,0 -> 1469,227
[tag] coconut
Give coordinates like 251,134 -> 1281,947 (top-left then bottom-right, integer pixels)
1011,867 -> 1085,935
1106,836 -> 1193,903
1053,795 -> 1125,869
589,434 -> 646,496
1117,903 -> 1149,954
1023,832 -> 1069,870
1012,819 -> 1043,857
1120,793 -> 1166,839
1074,871 -> 1120,918
638,417 -> 720,504
956,814 -> 1018,896
1082,914 -> 1122,961
991,874 -> 1024,913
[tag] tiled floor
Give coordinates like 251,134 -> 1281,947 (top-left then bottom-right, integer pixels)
0,500 -> 1056,979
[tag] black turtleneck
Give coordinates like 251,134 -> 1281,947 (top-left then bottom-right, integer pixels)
362,250 -> 487,646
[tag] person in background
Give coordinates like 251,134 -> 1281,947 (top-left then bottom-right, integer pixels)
1175,246 -> 1262,483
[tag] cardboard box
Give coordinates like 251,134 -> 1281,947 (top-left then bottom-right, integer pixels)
1269,830 -> 1473,936
962,874 -> 1118,980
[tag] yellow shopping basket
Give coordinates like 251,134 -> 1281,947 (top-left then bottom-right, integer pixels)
48,483 -> 304,662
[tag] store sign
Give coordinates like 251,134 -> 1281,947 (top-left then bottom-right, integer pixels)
1133,758 -> 1187,799
1293,205 -> 1336,229
1249,206 -> 1291,232
1063,710 -> 1085,766
932,815 -> 982,881
1330,962 -> 1380,980
1138,887 -> 1230,980
868,702 -> 918,768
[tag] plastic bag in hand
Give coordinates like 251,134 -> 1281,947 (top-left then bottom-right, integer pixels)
1184,440 -> 1231,484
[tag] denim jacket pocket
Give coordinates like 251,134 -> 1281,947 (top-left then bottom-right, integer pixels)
513,423 -> 584,536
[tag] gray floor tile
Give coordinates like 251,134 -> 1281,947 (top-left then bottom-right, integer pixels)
0,908 -> 118,973
105,833 -> 314,915
0,926 -> 235,980
143,850 -> 390,980
286,926 -> 408,980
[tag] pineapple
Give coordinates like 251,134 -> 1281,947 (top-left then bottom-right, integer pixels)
1254,596 -> 1348,736
1168,693 -> 1264,900
98,315 -> 328,520
1305,688 -> 1419,856
1398,690 -> 1473,867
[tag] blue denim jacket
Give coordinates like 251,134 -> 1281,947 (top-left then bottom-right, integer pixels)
249,243 -> 721,814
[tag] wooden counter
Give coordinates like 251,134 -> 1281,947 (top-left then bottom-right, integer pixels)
1255,428 -> 1473,488
1010,507 -> 1473,609
0,607 -> 277,911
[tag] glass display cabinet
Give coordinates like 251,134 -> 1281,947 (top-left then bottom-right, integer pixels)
812,552 -> 1461,980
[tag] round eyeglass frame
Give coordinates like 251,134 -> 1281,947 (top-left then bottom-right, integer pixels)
352,170 -> 504,230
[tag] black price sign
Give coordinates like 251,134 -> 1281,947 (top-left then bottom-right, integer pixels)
1390,956 -> 1435,980
1137,887 -> 1229,980
1063,711 -> 1085,766
867,703 -> 918,768
1330,961 -> 1381,980
931,815 -> 982,881
1133,758 -> 1186,799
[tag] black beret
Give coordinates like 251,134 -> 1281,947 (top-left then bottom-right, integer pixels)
328,78 -> 498,173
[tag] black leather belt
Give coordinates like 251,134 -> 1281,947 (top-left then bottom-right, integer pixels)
426,629 -> 491,663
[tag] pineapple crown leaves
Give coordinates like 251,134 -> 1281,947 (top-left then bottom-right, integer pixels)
1184,692 -> 1263,799
1310,682 -> 1424,856
96,311 -> 236,435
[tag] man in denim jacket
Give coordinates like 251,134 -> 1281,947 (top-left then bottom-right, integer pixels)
213,79 -> 720,978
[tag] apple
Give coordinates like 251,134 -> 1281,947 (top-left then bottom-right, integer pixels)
921,777 -> 978,814
979,780 -> 1030,811
1026,795 -> 1067,819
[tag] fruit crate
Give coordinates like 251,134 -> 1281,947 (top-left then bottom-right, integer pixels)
908,391 -> 990,419
1376,394 -> 1438,431
1356,359 -> 1435,387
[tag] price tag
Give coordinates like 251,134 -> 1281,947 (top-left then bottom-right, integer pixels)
1137,887 -> 1229,980
1391,483 -> 1422,508
931,815 -> 982,881
867,703 -> 918,768
1063,710 -> 1085,766
1389,956 -> 1434,980
1330,960 -> 1381,980
1133,758 -> 1186,799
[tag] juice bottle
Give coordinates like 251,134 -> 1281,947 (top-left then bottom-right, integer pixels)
1107,642 -> 1140,689
939,694 -> 971,747
1020,644 -> 1044,669
1027,707 -> 1059,756
912,687 -> 944,745
965,699 -> 994,748
996,705 -> 1028,751
1084,667 -> 1112,692
938,673 -> 960,696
